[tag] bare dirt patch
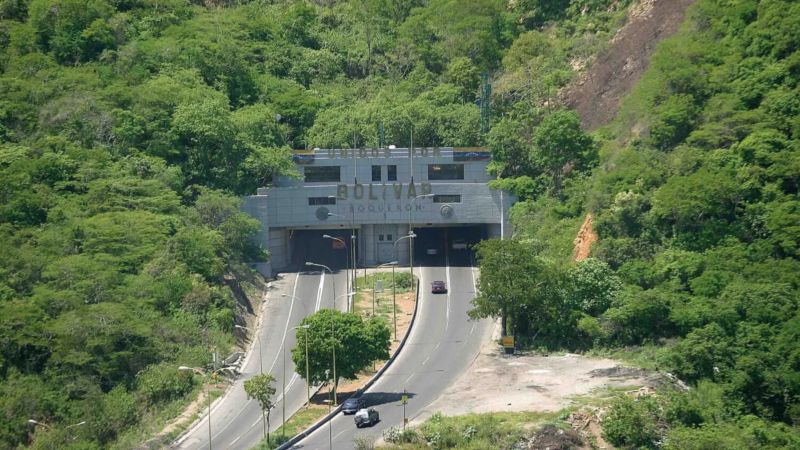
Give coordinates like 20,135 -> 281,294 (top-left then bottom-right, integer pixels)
572,213 -> 598,261
414,323 -> 660,423
563,0 -> 696,130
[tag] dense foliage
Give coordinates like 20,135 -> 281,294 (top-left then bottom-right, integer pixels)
291,308 -> 390,394
476,0 -> 800,446
0,0 -> 631,447
6,0 -> 796,447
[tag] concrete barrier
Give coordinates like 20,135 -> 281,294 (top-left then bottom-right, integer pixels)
278,279 -> 422,450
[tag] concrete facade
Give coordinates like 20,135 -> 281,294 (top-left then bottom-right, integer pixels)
243,147 -> 514,275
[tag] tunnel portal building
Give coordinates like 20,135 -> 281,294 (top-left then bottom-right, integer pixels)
243,147 -> 514,276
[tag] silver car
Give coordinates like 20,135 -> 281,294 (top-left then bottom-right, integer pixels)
354,408 -> 379,428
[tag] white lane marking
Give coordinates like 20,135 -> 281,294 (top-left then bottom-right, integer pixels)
230,434 -> 242,446
471,263 -> 478,294
334,429 -> 347,440
421,355 -> 431,366
444,252 -> 451,333
264,275 -> 325,427
207,272 -> 305,445
315,272 -> 325,312
470,321 -> 476,335
405,373 -> 415,384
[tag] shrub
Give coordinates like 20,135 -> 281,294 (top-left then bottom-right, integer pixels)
135,362 -> 195,406
603,395 -> 665,448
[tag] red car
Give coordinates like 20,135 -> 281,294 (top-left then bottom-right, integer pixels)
431,280 -> 447,294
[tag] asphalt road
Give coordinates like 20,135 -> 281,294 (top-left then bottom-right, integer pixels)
173,268 -> 351,450
289,250 -> 493,449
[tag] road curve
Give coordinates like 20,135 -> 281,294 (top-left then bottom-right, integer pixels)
288,254 -> 492,449
173,268 -> 350,450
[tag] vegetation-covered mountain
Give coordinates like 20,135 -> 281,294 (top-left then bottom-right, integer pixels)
474,0 -> 800,447
2,0 -> 797,448
0,0 -> 634,447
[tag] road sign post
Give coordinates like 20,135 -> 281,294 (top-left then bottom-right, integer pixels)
401,390 -> 408,431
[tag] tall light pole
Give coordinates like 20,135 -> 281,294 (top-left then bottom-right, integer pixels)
28,419 -> 86,441
327,212 -> 357,310
303,262 -> 337,405
178,366 -> 224,449
408,194 -> 434,290
393,232 -> 416,339
291,324 -> 312,408
234,325 -> 262,375
305,262 -> 335,311
323,234 -> 350,310
234,324 -> 266,440
334,292 -> 354,312
280,295 -> 314,409
379,260 -> 400,340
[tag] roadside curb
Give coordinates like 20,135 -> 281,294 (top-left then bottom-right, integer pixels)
169,274 -> 278,449
278,278 -> 422,450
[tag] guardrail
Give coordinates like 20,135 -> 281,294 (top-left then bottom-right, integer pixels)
278,278 -> 422,450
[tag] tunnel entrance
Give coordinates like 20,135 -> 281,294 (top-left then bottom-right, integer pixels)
290,229 -> 357,272
411,225 -> 489,267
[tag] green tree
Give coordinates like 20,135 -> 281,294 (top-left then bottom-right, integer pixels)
291,309 -> 390,396
566,258 -> 621,316
469,239 -> 569,343
531,110 -> 595,195
244,373 -> 276,446
27,0 -> 114,63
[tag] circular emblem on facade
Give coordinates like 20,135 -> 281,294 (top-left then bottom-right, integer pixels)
440,204 -> 454,219
315,207 -> 330,221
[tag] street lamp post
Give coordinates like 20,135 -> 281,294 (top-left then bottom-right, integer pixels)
280,295 -> 315,409
304,262 -> 337,405
408,194 -> 434,290
28,419 -> 86,441
27,419 -> 51,430
290,325 -> 312,408
278,324 -> 313,437
379,261 -> 400,340
178,366 -> 225,449
334,292 -> 355,312
305,262 -> 335,312
393,232 -> 415,339
322,234 -> 350,310
328,212 -> 357,310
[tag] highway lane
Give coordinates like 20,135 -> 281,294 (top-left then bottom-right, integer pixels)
174,268 -> 351,450
290,253 -> 493,449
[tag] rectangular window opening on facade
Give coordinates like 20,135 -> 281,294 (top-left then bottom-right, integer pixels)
308,197 -> 336,206
372,165 -> 381,182
387,165 -> 397,181
427,164 -> 464,180
304,166 -> 341,182
433,194 -> 461,203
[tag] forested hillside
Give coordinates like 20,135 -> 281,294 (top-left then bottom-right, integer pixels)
0,0 -> 635,448
4,0 -> 797,448
475,0 -> 800,447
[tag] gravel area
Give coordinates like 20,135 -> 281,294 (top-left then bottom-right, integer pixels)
411,322 -> 656,425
